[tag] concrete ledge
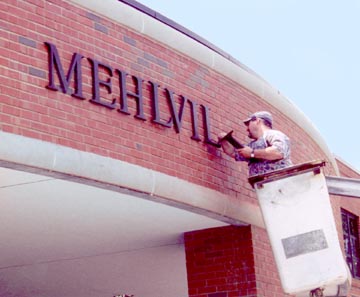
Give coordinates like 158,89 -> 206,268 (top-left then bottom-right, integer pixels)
0,131 -> 264,228
326,176 -> 360,198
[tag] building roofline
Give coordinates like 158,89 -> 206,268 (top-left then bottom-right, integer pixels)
334,155 -> 360,176
118,0 -> 271,84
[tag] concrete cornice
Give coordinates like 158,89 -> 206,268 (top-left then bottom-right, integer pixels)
326,176 -> 360,198
0,131 -> 265,227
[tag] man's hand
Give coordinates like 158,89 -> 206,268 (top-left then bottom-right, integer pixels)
237,146 -> 252,159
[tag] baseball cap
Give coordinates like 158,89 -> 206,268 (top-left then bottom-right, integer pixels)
243,111 -> 273,126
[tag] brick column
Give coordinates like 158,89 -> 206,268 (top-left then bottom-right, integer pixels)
184,225 -> 257,297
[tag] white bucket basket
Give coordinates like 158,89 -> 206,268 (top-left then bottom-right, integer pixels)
249,160 -> 351,296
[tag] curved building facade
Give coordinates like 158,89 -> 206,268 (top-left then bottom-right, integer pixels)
1,0 -> 360,296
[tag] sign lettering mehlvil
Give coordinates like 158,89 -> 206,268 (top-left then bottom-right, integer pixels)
44,42 -> 219,147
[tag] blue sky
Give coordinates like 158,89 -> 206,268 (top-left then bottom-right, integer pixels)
136,0 -> 360,172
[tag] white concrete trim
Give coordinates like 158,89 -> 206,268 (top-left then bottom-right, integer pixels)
66,0 -> 339,175
0,131 -> 264,228
326,176 -> 360,198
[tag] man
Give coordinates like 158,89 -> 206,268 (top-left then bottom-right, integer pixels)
218,111 -> 292,176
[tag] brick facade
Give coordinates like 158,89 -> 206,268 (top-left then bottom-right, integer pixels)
1,0 -> 360,296
184,225 -> 292,297
0,0 -> 338,196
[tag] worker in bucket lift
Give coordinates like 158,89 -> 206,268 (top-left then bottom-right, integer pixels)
218,111 -> 293,176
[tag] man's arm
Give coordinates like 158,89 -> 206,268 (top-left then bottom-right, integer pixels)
237,146 -> 283,160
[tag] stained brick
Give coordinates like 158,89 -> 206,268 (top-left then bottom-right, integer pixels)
124,35 -> 136,46
86,12 -> 101,22
29,66 -> 46,78
94,22 -> 108,34
18,36 -> 36,48
137,57 -> 150,68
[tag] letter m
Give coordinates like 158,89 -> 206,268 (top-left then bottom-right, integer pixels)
44,42 -> 85,99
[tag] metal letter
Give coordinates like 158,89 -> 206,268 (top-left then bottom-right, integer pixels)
88,58 -> 116,109
149,81 -> 172,127
188,99 -> 201,141
202,104 -> 220,147
117,70 -> 146,120
44,42 -> 85,99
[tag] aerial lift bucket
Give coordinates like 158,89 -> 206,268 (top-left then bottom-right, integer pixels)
249,160 -> 351,296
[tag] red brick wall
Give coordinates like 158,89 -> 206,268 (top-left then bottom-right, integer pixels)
184,226 -> 257,297
1,0 -> 338,200
337,158 -> 360,179
184,225 -> 296,297
251,226 -> 291,297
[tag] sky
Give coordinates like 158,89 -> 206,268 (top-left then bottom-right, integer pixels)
135,0 -> 360,173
